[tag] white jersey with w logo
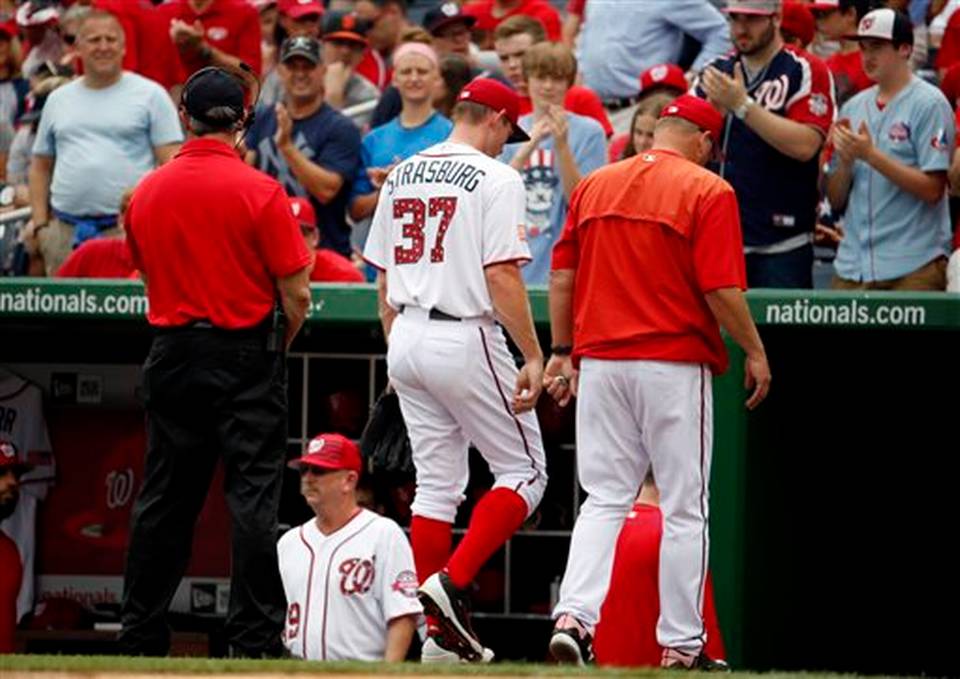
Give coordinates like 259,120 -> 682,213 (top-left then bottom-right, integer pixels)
363,140 -> 531,319
277,509 -> 422,661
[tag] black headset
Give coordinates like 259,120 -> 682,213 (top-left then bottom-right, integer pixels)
180,61 -> 262,135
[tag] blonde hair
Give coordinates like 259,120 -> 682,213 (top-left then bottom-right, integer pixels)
398,26 -> 433,45
521,41 -> 576,86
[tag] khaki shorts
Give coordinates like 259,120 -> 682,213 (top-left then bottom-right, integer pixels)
37,216 -> 121,276
832,256 -> 947,292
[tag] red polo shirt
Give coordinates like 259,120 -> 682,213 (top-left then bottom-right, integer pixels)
518,86 -> 613,136
552,149 -> 746,374
126,138 -> 311,329
461,0 -> 562,41
150,0 -> 262,85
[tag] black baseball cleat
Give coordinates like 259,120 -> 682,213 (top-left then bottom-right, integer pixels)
418,572 -> 493,663
661,647 -> 731,672
549,613 -> 594,665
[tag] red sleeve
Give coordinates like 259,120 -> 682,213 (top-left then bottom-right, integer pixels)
567,0 -> 587,19
235,6 -> 263,75
566,0 -> 586,18
551,184 -> 582,270
565,87 -> 613,137
257,186 -> 313,278
692,187 -> 746,293
785,51 -> 834,136
941,64 -> 960,107
937,12 -> 960,71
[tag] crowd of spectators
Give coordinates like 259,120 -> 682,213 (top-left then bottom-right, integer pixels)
0,0 -> 956,291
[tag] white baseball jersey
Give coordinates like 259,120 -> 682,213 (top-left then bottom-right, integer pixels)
363,140 -> 531,319
277,508 -> 422,661
0,374 -> 54,621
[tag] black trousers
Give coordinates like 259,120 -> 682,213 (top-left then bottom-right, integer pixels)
120,325 -> 287,656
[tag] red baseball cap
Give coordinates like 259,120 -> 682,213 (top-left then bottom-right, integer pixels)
289,433 -> 363,473
279,0 -> 324,20
0,19 -> 18,39
781,2 -> 816,46
638,63 -> 688,96
660,94 -> 724,141
288,196 -> 317,230
457,77 -> 530,143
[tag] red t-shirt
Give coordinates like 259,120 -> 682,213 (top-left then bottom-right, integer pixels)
461,0 -> 562,42
155,0 -> 262,85
125,138 -> 311,328
0,531 -> 21,654
55,238 -> 136,279
826,49 -> 871,105
310,249 -> 365,283
551,149 -> 746,374
593,503 -> 726,666
518,86 -> 613,137
356,47 -> 388,91
134,0 -> 180,89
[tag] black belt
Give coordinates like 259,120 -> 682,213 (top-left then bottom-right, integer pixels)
603,95 -> 640,111
155,316 -> 273,334
400,306 -> 461,322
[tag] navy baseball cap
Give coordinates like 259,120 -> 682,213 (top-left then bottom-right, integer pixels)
0,441 -> 31,474
181,67 -> 246,127
424,1 -> 476,36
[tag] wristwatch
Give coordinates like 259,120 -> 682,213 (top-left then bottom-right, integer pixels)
733,96 -> 754,121
551,345 -> 573,356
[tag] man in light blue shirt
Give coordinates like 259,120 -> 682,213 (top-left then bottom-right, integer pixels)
577,0 -> 730,102
826,8 -> 952,290
500,42 -> 607,285
28,9 -> 182,275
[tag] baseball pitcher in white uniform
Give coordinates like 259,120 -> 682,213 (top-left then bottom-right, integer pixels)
363,78 -> 548,664
278,433 -> 422,661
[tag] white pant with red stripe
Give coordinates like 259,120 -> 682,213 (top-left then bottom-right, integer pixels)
554,358 -> 713,654
387,307 -> 547,523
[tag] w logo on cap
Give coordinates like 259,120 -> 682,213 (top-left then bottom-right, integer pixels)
861,16 -> 874,30
308,438 -> 325,453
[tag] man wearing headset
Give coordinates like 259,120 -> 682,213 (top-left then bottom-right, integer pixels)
119,66 -> 312,658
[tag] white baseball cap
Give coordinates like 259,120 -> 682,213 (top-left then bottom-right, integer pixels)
847,8 -> 914,45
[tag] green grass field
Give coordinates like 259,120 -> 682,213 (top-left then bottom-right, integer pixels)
0,655 -> 899,679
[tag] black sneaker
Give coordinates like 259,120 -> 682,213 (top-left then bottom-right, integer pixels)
549,613 -> 594,665
662,647 -> 731,672
418,572 -> 492,663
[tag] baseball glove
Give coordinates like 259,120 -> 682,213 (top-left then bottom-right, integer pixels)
360,387 -> 416,478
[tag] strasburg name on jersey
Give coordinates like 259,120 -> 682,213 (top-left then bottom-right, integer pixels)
384,157 -> 486,194
363,140 -> 531,320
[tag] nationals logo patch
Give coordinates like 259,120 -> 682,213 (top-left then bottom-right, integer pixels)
391,570 -> 419,598
339,557 -> 375,595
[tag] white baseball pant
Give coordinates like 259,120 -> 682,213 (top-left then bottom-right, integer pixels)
553,358 -> 713,654
386,307 -> 547,523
